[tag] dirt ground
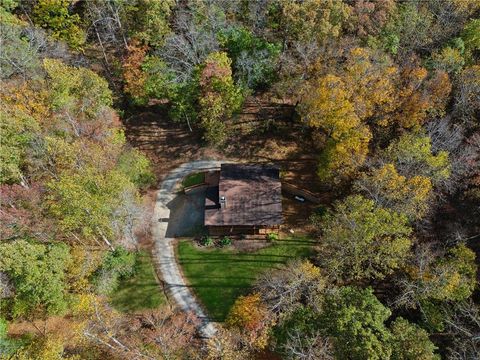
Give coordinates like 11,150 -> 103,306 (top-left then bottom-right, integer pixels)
124,94 -> 326,197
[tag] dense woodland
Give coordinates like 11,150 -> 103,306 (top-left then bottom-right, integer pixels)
0,0 -> 479,359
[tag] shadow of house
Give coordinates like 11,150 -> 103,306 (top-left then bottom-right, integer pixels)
165,188 -> 207,238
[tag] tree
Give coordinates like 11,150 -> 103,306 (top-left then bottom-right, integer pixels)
390,317 -> 439,360
274,0 -> 350,45
454,65 -> 480,125
122,39 -> 148,104
299,74 -> 372,182
226,293 -> 273,349
343,47 -> 397,121
275,306 -> 333,360
46,167 -> 139,247
32,0 -> 85,49
393,67 -> 452,128
218,26 -> 281,89
198,51 -> 243,146
354,164 -> 433,220
346,0 -> 396,39
444,300 -> 480,360
124,0 -> 174,47
255,260 -> 325,315
117,148 -> 154,189
317,126 -> 371,183
43,58 -> 113,122
0,109 -> 39,184
299,74 -> 359,136
385,132 -> 450,185
396,243 -> 477,308
461,18 -> 480,63
430,47 -> 465,74
0,240 -> 71,318
318,195 -> 412,281
319,287 -> 392,360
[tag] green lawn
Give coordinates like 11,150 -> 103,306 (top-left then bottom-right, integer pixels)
110,251 -> 165,313
177,237 -> 315,321
182,172 -> 205,188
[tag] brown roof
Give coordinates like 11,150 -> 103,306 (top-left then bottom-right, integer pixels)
204,164 -> 283,226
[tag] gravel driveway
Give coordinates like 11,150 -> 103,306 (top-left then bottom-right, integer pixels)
152,160 -> 225,338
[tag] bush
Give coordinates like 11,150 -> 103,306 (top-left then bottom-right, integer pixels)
201,236 -> 214,247
266,233 -> 279,241
220,236 -> 232,247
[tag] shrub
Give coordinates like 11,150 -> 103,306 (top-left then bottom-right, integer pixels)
220,236 -> 232,247
201,236 -> 214,247
266,233 -> 279,241
93,247 -> 136,295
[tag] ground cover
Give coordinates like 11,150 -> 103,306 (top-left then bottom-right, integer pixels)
177,236 -> 315,320
182,172 -> 205,188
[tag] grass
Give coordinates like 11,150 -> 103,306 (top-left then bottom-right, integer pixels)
177,236 -> 315,321
110,251 -> 165,313
182,172 -> 205,188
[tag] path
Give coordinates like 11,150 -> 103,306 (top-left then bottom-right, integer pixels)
152,160 -> 225,338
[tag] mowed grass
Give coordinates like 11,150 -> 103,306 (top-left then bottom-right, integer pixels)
177,237 -> 315,321
110,251 -> 165,313
182,172 -> 205,188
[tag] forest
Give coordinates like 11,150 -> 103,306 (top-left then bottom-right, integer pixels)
0,0 -> 479,359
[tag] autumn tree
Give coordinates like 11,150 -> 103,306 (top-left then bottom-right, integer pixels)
226,293 -> 273,350
122,39 -> 148,104
346,0 -> 396,39
318,195 -> 412,281
396,243 -> 477,309
354,164 -> 433,220
384,132 -> 451,185
198,52 -> 243,146
444,300 -> 480,360
299,74 -> 372,182
274,0 -> 350,45
47,167 -> 140,248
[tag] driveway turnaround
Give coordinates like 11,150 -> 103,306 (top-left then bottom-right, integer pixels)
152,160 -> 224,338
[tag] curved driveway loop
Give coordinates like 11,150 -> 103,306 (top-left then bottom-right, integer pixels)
152,160 -> 225,338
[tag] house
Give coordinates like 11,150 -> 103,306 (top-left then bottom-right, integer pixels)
204,163 -> 283,235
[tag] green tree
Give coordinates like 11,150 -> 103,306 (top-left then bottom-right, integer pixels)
117,148 -> 155,189
124,0 -> 174,47
0,109 -> 39,184
218,26 -> 281,89
318,195 -> 412,281
43,58 -> 112,120
47,167 -> 138,246
319,287 -> 392,360
390,317 -> 439,360
0,240 -> 71,318
32,0 -> 85,49
461,18 -> 480,63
